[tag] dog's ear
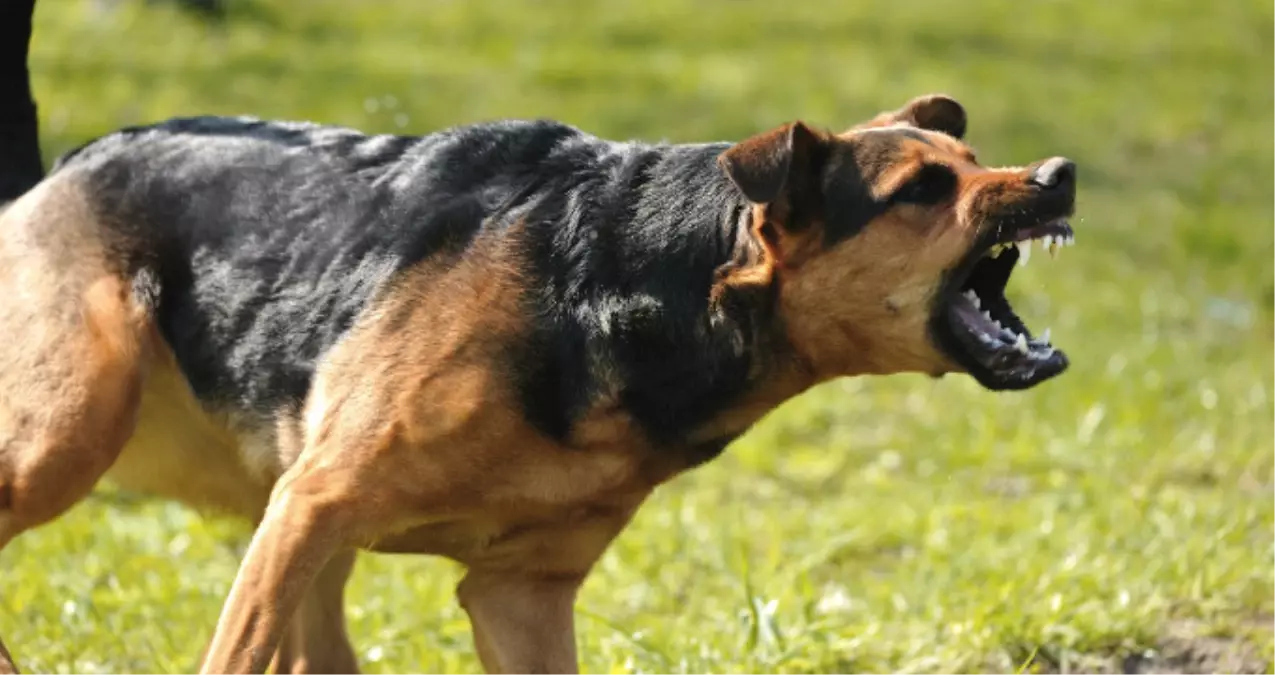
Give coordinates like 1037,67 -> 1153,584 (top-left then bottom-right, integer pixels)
857,94 -> 967,139
718,122 -> 829,267
718,121 -> 824,207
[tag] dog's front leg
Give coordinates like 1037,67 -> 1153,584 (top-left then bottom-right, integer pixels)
200,467 -> 364,674
453,502 -> 644,675
457,571 -> 583,674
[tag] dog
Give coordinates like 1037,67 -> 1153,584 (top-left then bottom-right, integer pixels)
0,94 -> 1076,673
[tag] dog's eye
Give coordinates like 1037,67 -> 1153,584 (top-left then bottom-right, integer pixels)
891,164 -> 957,205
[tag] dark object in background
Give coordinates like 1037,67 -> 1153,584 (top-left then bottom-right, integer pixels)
0,0 -> 224,205
0,0 -> 43,203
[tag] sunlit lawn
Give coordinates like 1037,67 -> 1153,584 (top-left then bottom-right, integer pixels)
6,0 -> 1272,671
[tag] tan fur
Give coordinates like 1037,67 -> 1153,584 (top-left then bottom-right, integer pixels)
107,347 -> 275,518
0,176 -> 147,537
268,550 -> 359,675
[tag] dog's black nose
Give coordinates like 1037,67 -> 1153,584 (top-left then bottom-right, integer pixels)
1028,157 -> 1076,190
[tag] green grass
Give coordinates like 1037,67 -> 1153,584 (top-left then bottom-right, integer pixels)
6,0 -> 1273,672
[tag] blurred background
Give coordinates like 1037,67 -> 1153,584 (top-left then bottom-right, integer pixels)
5,0 -> 1273,672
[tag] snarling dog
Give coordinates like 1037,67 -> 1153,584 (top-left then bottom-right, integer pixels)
0,94 -> 1075,673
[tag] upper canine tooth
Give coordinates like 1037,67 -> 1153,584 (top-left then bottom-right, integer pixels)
1041,327 -> 1051,343
1013,333 -> 1029,354
1016,240 -> 1031,266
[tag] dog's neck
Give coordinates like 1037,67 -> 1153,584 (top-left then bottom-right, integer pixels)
639,155 -> 816,463
696,206 -> 817,427
522,138 -> 813,463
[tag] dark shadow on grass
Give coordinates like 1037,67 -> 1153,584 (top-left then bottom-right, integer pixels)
1010,617 -> 1272,674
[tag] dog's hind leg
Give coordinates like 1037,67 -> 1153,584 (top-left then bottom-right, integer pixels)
0,177 -> 152,673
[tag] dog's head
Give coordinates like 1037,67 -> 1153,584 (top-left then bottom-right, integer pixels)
718,94 -> 1075,391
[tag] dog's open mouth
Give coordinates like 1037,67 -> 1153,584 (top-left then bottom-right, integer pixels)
934,218 -> 1074,390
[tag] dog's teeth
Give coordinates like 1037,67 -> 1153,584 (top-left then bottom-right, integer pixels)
982,310 -> 993,322
1066,234 -> 1075,246
1016,240 -> 1031,266
1041,327 -> 1051,343
1013,333 -> 1029,354
967,291 -> 981,309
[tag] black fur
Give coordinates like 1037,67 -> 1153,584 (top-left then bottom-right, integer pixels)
517,141 -> 764,443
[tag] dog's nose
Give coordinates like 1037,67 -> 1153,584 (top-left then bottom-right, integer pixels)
1028,157 -> 1076,190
